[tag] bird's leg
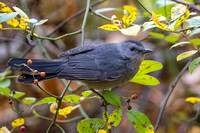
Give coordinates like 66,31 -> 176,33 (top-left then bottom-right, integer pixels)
89,88 -> 108,106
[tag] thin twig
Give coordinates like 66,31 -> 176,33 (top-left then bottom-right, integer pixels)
137,0 -> 152,15
36,84 -> 57,98
46,80 -> 72,133
81,0 -> 90,46
154,60 -> 191,133
172,0 -> 200,12
36,30 -> 82,41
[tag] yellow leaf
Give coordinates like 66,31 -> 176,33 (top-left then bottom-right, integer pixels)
152,11 -> 173,31
123,5 -> 137,14
0,126 -> 10,133
130,75 -> 160,86
120,25 -> 140,36
98,129 -> 107,133
122,14 -> 128,26
0,2 -> 6,7
50,102 -> 58,114
186,97 -> 200,103
11,118 -> 24,128
177,50 -> 198,61
0,24 -> 2,29
58,106 -> 72,117
171,4 -> 187,21
137,60 -> 163,75
6,18 -> 19,28
0,2 -> 12,13
99,24 -> 120,31
19,17 -> 30,29
124,10 -> 137,28
173,9 -> 190,30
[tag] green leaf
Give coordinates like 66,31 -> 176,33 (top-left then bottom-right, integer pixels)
12,91 -> 25,99
165,35 -> 179,43
170,41 -> 191,49
63,95 -> 80,103
34,19 -> 48,26
22,97 -> 36,104
177,50 -> 198,61
127,110 -> 154,133
149,32 -> 165,38
101,90 -> 121,107
186,16 -> 200,28
0,87 -> 10,96
136,60 -> 163,75
0,79 -> 10,87
77,118 -> 103,133
0,12 -> 19,23
130,75 -> 160,86
0,70 -> 12,79
155,4 -> 175,19
31,97 -> 57,109
189,57 -> 200,74
108,108 -> 122,127
191,39 -> 200,45
82,90 -> 93,97
189,28 -> 200,37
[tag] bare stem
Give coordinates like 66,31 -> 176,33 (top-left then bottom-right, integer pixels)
154,60 -> 191,132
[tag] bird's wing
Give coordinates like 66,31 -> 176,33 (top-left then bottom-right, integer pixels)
57,45 -> 125,81
58,45 -> 95,57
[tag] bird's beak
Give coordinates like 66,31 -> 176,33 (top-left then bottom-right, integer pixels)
143,49 -> 152,54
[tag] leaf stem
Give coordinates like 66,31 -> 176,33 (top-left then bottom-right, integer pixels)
36,84 -> 57,98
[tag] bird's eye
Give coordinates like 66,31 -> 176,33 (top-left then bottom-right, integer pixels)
130,47 -> 135,51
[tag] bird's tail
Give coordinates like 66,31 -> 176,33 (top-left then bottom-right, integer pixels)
7,58 -> 67,83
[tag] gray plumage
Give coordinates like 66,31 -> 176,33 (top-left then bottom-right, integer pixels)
7,40 -> 152,90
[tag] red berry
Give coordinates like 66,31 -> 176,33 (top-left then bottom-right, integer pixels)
40,72 -> 46,77
34,79 -> 38,84
27,59 -> 32,65
131,94 -> 138,99
33,70 -> 38,74
20,126 -> 25,132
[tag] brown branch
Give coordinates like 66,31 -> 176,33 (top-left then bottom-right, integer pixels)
172,0 -> 200,12
47,0 -> 106,36
154,59 -> 192,133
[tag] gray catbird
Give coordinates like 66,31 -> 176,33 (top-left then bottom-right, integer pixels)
7,40 -> 152,90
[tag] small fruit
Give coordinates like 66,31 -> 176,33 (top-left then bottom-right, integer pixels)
40,72 -> 46,77
34,79 -> 38,84
33,70 -> 38,74
20,126 -> 25,132
27,59 -> 32,65
131,94 -> 138,99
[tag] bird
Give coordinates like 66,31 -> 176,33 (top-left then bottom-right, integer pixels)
7,40 -> 152,90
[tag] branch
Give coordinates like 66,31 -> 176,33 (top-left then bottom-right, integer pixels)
154,60 -> 192,133
172,0 -> 200,12
81,0 -> 91,46
47,0 -> 106,36
46,80 -> 72,133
